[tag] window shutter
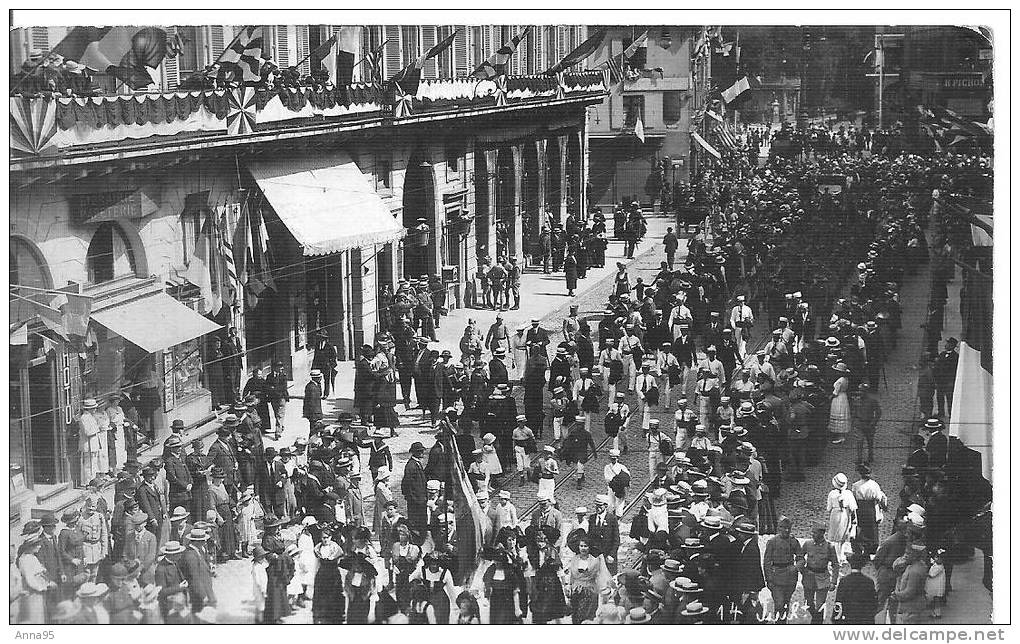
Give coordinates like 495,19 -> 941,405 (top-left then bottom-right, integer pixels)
421,26 -> 438,78
544,26 -> 557,70
32,27 -> 49,51
469,26 -> 483,71
436,26 -> 454,78
210,26 -> 227,60
276,26 -> 291,67
297,25 -> 310,75
161,27 -> 180,90
454,26 -> 469,76
383,25 -> 402,78
533,26 -> 544,74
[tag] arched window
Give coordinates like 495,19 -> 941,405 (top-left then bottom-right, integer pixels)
10,237 -> 53,325
86,222 -> 137,284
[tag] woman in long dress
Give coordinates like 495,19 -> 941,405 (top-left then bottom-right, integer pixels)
527,526 -> 569,624
565,536 -> 611,624
850,464 -> 887,556
828,363 -> 852,444
410,552 -> 456,624
510,326 -> 529,383
825,472 -> 858,563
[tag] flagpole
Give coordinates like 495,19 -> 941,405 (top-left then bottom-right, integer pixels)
353,38 -> 389,70
295,32 -> 337,69
876,34 -> 884,129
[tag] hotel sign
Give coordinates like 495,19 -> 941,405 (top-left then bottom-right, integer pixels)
941,73 -> 984,90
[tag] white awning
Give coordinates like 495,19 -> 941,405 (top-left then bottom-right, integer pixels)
691,132 -> 721,159
248,151 -> 405,257
91,293 -> 221,353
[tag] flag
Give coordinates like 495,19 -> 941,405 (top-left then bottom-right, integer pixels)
948,341 -> 993,479
50,26 -> 133,71
391,29 -> 457,93
634,116 -> 645,143
218,25 -> 266,83
721,75 -> 758,103
51,289 -> 92,338
219,205 -> 239,308
711,119 -> 739,152
256,208 -> 276,292
184,217 -> 217,315
107,65 -> 156,90
439,430 -> 491,584
602,54 -> 623,83
335,50 -> 355,86
544,27 -> 607,74
623,31 -> 649,59
692,132 -> 721,160
472,27 -> 531,79
362,42 -> 385,85
307,33 -> 339,69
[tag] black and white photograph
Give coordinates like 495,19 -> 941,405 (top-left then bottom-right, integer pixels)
7,8 -> 1006,631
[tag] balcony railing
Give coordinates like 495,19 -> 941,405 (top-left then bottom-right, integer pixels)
11,71 -> 608,158
401,70 -> 607,117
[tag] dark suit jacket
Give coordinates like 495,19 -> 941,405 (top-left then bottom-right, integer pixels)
303,380 -> 323,420
586,512 -> 620,562
164,454 -> 193,499
834,571 -> 878,624
135,482 -> 166,533
265,371 -> 290,402
179,546 -> 216,608
207,439 -> 238,488
122,528 -> 158,585
154,557 -> 188,605
488,359 -> 509,386
38,533 -> 62,581
401,457 -> 428,531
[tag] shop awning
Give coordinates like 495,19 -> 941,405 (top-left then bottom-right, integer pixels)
91,293 -> 221,353
691,132 -> 721,159
248,151 -> 406,257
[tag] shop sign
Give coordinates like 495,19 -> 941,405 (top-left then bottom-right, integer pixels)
162,350 -> 176,412
62,350 -> 73,425
940,73 -> 984,90
71,189 -> 158,225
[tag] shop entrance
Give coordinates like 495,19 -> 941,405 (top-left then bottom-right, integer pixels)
27,357 -> 59,485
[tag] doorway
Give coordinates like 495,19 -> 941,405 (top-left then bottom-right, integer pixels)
28,358 -> 58,485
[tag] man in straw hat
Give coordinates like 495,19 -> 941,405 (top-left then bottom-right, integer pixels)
78,398 -> 103,486
180,528 -> 215,609
153,540 -> 188,619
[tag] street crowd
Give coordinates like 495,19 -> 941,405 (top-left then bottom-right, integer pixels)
11,127 -> 992,625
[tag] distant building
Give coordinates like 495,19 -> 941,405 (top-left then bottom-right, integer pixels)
587,26 -> 699,208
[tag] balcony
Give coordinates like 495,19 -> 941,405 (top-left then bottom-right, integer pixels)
10,83 -> 385,158
10,71 -> 608,160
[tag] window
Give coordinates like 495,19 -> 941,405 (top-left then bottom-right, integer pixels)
436,26 -> 455,78
86,222 -> 137,285
10,237 -> 51,326
623,95 -> 645,128
377,157 -> 392,191
663,91 -> 683,125
623,37 -> 647,69
446,146 -> 461,180
401,27 -> 420,69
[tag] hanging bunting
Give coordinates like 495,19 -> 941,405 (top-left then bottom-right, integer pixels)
493,75 -> 508,107
394,85 -> 414,118
226,87 -> 257,136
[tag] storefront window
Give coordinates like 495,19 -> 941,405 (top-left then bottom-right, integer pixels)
171,338 -> 205,404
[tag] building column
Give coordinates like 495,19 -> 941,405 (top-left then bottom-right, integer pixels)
580,119 -> 589,216
484,148 -> 498,261
509,143 -> 524,264
556,134 -> 569,220
534,138 -> 547,223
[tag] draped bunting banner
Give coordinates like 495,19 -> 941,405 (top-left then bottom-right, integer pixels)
493,75 -> 508,107
10,97 -> 58,156
227,87 -> 257,136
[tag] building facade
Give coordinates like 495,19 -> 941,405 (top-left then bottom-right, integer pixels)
9,24 -> 605,518
588,26 -> 698,208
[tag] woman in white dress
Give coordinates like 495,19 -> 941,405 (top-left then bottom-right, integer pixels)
510,325 -> 529,383
104,394 -> 128,469
828,362 -> 852,444
825,472 -> 858,563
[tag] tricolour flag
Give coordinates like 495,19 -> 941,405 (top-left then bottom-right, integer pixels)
439,429 -> 492,584
472,27 -> 531,79
391,29 -> 458,94
218,25 -> 266,83
50,26 -> 133,71
544,27 -> 607,74
362,41 -> 386,85
721,76 -> 751,103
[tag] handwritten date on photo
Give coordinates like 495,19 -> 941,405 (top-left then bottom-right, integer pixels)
15,632 -> 56,639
